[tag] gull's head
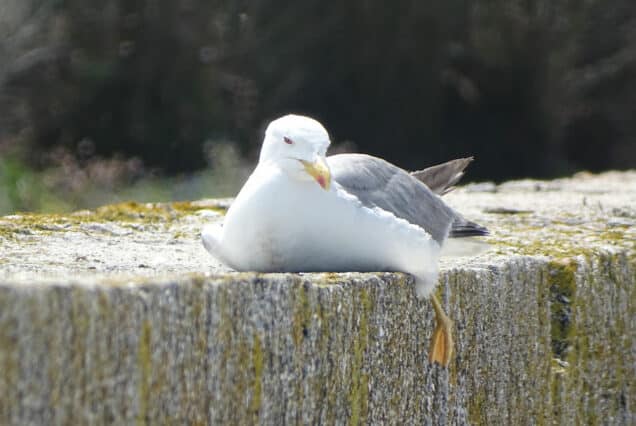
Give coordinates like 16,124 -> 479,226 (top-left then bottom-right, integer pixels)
259,114 -> 331,190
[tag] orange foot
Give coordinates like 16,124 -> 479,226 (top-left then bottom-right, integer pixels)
428,293 -> 454,367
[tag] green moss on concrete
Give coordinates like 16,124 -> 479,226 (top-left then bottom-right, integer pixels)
311,272 -> 350,288
486,211 -> 633,261
1,172 -> 634,424
543,251 -> 636,423
214,287 -> 230,398
0,200 -> 227,238
211,286 -> 267,423
235,335 -> 251,420
348,289 -> 371,426
249,333 -> 264,420
0,292 -> 18,416
137,320 -> 153,426
293,282 -> 312,348
468,390 -> 487,426
545,258 -> 578,422
547,259 -> 578,361
171,201 -> 227,215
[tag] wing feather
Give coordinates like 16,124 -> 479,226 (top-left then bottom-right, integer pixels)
328,154 -> 457,244
328,154 -> 488,243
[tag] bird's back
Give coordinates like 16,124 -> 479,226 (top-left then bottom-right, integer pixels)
328,153 -> 488,243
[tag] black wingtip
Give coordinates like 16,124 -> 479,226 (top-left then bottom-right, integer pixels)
449,219 -> 489,238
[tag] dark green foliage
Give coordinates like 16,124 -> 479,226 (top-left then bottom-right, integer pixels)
1,0 -> 635,178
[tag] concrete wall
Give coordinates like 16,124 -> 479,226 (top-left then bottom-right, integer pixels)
1,171 -> 634,424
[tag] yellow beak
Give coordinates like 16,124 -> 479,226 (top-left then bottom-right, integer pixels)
300,157 -> 331,190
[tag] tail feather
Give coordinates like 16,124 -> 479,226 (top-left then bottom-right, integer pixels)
411,157 -> 474,195
412,156 -> 489,242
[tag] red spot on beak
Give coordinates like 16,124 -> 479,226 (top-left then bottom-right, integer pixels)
300,158 -> 331,190
316,175 -> 327,189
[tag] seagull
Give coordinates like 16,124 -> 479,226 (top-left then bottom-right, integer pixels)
202,114 -> 488,367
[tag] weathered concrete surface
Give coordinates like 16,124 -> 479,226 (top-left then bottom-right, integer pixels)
0,171 -> 634,425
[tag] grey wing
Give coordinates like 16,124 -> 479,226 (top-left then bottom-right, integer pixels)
327,153 -> 458,244
410,157 -> 489,237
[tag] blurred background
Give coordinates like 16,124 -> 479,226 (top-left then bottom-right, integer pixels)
1,0 -> 635,215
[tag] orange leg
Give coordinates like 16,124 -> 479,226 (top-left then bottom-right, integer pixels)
428,293 -> 454,367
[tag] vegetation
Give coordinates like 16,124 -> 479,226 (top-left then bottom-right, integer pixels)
0,144 -> 248,214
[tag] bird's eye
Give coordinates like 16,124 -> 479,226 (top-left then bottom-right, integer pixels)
283,136 -> 293,145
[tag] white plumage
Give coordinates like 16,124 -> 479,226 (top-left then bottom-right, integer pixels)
202,114 -> 485,298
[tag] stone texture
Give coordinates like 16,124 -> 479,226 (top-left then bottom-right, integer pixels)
0,171 -> 634,425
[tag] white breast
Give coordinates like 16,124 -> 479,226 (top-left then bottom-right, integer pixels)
216,162 -> 441,291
